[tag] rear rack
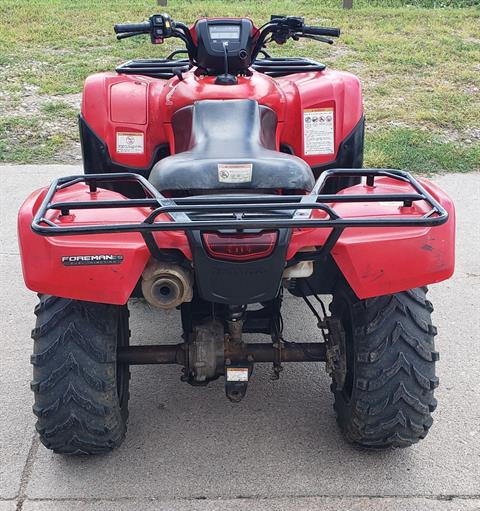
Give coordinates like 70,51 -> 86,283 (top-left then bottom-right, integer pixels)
32,169 -> 447,233
32,169 -> 448,265
31,169 -> 448,262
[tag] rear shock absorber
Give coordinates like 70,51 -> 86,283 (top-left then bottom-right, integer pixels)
226,304 -> 246,343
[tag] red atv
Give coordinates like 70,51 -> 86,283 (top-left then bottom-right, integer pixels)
18,13 -> 455,454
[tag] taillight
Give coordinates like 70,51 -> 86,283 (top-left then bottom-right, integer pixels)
202,231 -> 278,261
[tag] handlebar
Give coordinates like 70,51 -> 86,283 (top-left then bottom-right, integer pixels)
303,26 -> 340,38
113,14 -> 196,50
113,14 -> 341,70
251,16 -> 341,61
114,22 -> 151,34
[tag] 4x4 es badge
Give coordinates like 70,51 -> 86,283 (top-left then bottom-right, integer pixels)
62,255 -> 124,266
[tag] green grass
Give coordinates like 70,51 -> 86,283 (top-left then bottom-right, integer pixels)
0,0 -> 479,172
367,128 -> 480,172
0,117 -> 68,162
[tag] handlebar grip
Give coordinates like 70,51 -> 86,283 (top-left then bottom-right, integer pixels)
114,22 -> 151,34
303,26 -> 341,37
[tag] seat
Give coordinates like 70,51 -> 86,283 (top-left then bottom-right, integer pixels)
149,99 -> 315,193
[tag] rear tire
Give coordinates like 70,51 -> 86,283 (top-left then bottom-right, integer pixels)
330,283 -> 439,448
31,295 -> 130,454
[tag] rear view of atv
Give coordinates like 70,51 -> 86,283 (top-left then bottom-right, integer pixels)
18,13 -> 455,454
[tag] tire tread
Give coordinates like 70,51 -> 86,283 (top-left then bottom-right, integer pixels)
330,285 -> 438,449
31,295 -> 129,454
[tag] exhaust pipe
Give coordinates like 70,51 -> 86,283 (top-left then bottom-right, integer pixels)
141,260 -> 193,309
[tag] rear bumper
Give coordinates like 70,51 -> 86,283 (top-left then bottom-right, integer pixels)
18,168 -> 455,304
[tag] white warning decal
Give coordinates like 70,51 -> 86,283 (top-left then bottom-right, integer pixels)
116,132 -> 144,154
303,108 -> 335,155
226,367 -> 249,382
218,163 -> 252,183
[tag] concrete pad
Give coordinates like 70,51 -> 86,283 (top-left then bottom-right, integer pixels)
0,502 -> 17,511
0,166 -> 63,499
0,170 -> 64,499
1,166 -> 479,505
0,165 -> 76,256
20,497 -> 480,511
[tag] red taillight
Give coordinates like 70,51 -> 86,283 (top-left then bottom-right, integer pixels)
202,231 -> 278,261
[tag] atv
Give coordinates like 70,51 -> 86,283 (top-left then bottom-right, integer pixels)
18,13 -> 455,454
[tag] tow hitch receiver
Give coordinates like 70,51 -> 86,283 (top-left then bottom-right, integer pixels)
226,366 -> 250,402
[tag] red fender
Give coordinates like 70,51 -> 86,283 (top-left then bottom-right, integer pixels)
81,68 -> 363,167
286,177 -> 455,298
18,185 -> 190,305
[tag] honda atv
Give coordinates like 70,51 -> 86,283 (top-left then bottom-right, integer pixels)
18,13 -> 455,454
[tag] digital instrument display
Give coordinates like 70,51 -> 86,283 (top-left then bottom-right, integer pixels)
208,24 -> 241,40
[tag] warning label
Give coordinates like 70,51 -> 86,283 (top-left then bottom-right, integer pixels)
303,108 -> 335,155
116,132 -> 144,154
226,367 -> 249,382
218,163 -> 253,183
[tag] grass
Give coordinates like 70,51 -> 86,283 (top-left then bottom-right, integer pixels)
366,128 -> 480,172
0,0 -> 479,172
0,117 -> 67,163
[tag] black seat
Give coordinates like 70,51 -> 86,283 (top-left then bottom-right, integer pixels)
149,99 -> 314,193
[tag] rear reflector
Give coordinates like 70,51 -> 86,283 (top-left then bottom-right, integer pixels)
202,231 -> 278,261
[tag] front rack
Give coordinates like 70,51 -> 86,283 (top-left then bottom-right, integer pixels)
116,55 -> 325,79
252,57 -> 326,77
116,56 -> 191,79
31,169 -> 448,262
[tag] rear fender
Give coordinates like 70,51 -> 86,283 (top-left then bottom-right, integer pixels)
288,177 -> 455,299
18,186 -> 190,305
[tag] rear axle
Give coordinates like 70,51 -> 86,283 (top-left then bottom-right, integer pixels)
117,341 -> 326,365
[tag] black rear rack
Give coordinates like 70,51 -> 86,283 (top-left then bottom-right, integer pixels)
32,168 -> 448,263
